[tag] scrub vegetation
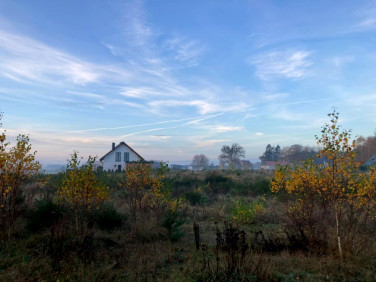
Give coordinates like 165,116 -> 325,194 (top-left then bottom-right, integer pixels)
0,111 -> 375,281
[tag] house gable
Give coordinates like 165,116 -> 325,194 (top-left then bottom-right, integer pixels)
100,142 -> 144,171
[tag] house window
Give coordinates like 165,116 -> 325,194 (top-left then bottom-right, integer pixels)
115,152 -> 121,162
124,152 -> 130,163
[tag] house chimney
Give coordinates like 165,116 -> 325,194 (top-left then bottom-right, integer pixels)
112,142 -> 115,150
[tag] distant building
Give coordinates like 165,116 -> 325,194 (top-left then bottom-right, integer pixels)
252,162 -> 261,170
364,155 -> 376,167
260,161 -> 290,170
239,160 -> 253,170
100,142 -> 144,172
170,164 -> 191,170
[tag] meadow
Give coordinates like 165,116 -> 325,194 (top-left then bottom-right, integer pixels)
1,111 -> 375,281
0,166 -> 375,281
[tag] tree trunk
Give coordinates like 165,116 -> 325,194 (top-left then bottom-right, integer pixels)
335,210 -> 343,261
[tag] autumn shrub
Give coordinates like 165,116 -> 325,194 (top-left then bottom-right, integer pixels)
0,133 -> 41,239
57,152 -> 109,240
272,110 -> 376,258
121,162 -> 180,234
230,197 -> 265,225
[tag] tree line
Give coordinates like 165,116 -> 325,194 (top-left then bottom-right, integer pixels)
191,132 -> 376,170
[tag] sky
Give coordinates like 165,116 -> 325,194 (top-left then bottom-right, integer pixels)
0,0 -> 376,164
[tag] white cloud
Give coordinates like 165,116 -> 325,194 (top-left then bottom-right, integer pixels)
255,132 -> 264,136
66,91 -> 104,100
262,93 -> 289,101
149,99 -> 247,115
252,50 -> 312,80
191,123 -> 243,134
122,0 -> 154,47
163,35 -> 206,66
0,30 -> 103,85
120,86 -> 185,99
273,107 -> 303,121
211,126 -> 243,133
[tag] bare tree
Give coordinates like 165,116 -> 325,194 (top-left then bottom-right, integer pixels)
218,143 -> 245,169
354,135 -> 376,163
191,154 -> 209,170
281,144 -> 318,163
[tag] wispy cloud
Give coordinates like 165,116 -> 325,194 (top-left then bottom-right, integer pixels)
120,86 -> 185,99
122,0 -> 154,47
68,114 -> 220,133
163,34 -> 206,66
0,30 -> 104,85
272,107 -> 304,121
356,3 -> 376,30
193,139 -> 231,148
251,49 -> 312,80
359,18 -> 376,27
149,99 -> 247,115
195,125 -> 243,133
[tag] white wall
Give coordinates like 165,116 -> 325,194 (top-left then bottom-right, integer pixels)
102,143 -> 142,171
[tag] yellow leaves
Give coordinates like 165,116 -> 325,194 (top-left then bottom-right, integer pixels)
58,153 -> 109,210
231,198 -> 265,225
0,130 -> 41,229
122,163 -> 179,218
273,109 -> 376,238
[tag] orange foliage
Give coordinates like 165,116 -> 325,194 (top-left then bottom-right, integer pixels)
122,163 -> 178,222
58,152 -> 109,238
272,109 -> 376,258
0,133 -> 41,238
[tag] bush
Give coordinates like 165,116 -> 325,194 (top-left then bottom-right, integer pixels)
204,173 -> 229,184
27,199 -> 64,233
205,172 -> 232,194
184,190 -> 208,205
228,176 -> 270,196
253,177 -> 271,195
172,175 -> 203,195
162,210 -> 185,242
231,198 -> 265,225
94,203 -> 123,231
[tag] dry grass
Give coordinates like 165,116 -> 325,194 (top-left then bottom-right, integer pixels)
0,170 -> 375,281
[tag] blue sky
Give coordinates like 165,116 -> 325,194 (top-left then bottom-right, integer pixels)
0,0 -> 375,164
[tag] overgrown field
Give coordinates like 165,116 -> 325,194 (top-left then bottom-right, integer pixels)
1,111 -> 376,281
0,167 -> 375,281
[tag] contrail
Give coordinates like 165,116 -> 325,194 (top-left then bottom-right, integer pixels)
67,98 -> 324,135
68,114 -> 221,133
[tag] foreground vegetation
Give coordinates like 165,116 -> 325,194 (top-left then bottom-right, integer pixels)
0,111 -> 376,281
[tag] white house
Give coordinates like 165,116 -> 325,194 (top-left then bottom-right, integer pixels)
100,142 -> 144,172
